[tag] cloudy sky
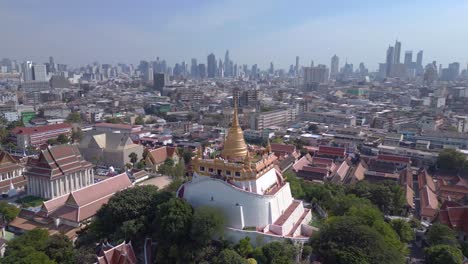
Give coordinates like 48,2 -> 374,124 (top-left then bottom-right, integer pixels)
1,0 -> 467,70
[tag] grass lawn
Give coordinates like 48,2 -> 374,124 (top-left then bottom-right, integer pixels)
15,196 -> 46,208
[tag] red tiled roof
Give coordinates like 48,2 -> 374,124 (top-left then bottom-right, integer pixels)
271,143 -> 296,154
10,123 -> 71,135
418,170 -> 436,192
147,146 -> 177,165
97,241 -> 138,264
50,173 -> 132,223
439,201 -> 468,233
318,145 -> 345,157
420,185 -> 439,219
95,123 -> 134,130
377,154 -> 410,164
26,145 -> 93,179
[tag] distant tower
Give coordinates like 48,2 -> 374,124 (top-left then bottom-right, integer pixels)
330,55 -> 339,78
224,50 -> 230,77
21,61 -> 33,82
295,56 -> 299,75
207,53 -> 217,78
404,51 -> 413,67
386,46 -> 395,77
394,40 -> 401,64
269,62 -> 274,74
49,56 -> 56,73
191,58 -> 198,79
416,50 -> 423,67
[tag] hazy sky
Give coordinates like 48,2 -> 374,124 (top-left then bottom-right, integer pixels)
1,0 -> 467,70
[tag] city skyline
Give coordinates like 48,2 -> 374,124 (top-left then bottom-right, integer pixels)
2,0 -> 468,69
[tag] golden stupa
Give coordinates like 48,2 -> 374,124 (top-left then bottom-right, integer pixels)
221,99 -> 248,160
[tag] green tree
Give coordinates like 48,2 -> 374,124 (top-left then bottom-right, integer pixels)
190,206 -> 225,245
7,120 -> 25,130
0,201 -> 20,221
426,223 -> 459,246
94,185 -> 170,239
213,249 -> 247,264
390,219 -> 415,243
47,138 -> 58,145
234,237 -> 254,258
284,171 -> 304,198
153,198 -> 193,244
260,240 -> 298,264
71,129 -> 83,142
437,148 -> 467,172
2,229 -> 73,264
311,216 -> 405,264
164,158 -> 175,167
44,234 -> 75,264
105,117 -> 122,124
66,112 -> 82,123
425,245 -> 463,264
57,134 -> 69,144
172,159 -> 185,179
135,116 -> 144,125
128,152 -> 138,165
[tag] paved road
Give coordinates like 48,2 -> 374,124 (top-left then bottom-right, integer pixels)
138,176 -> 172,189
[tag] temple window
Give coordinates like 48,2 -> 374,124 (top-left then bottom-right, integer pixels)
226,170 -> 231,176
200,166 -> 205,171
208,168 -> 214,173
235,172 -> 241,177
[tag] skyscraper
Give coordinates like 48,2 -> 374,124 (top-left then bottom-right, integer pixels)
295,56 -> 299,75
224,50 -> 231,77
218,59 -> 224,78
404,51 -> 413,66
386,46 -> 394,77
49,56 -> 55,73
191,58 -> 198,79
21,61 -> 33,82
269,62 -> 274,74
330,55 -> 339,78
153,73 -> 169,93
394,40 -> 401,64
416,50 -> 423,67
32,64 -> 47,81
207,53 -> 217,78
303,65 -> 329,87
198,64 -> 206,79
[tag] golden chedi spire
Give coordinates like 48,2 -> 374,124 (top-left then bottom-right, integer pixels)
221,97 -> 248,160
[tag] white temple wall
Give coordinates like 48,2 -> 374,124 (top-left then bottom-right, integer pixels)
183,176 -> 294,229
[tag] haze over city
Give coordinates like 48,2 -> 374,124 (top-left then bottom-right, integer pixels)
1,0 -> 468,68
2,1 -> 468,263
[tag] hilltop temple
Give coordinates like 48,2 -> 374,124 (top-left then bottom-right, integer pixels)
178,103 -> 313,244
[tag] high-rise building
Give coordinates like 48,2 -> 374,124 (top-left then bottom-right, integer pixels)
207,53 -> 217,78
386,46 -> 395,77
330,55 -> 339,78
303,65 -> 329,87
224,50 -> 231,77
32,64 -> 47,81
394,40 -> 401,64
218,59 -> 224,78
295,56 -> 299,75
198,64 -> 206,79
269,62 -> 274,74
404,51 -> 413,66
191,58 -> 198,79
153,73 -> 169,93
416,50 -> 423,67
21,61 -> 33,82
49,56 -> 55,73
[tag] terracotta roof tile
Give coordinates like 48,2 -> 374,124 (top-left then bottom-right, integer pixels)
10,123 -> 71,135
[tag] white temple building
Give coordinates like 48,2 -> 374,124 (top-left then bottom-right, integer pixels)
178,103 -> 313,244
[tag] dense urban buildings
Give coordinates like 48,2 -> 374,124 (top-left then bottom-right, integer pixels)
1,21 -> 468,262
